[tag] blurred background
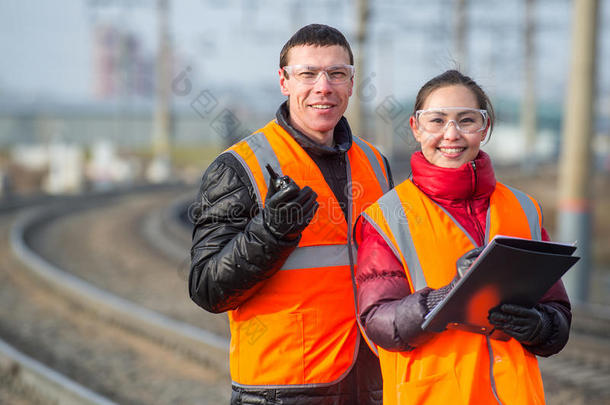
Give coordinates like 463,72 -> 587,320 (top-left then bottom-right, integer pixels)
1,0 -> 608,300
0,1 -> 609,403
0,0 -> 608,180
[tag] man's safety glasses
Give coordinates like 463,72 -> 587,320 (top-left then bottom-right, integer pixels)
282,64 -> 354,85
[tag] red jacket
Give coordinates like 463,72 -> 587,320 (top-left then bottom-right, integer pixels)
355,151 -> 571,355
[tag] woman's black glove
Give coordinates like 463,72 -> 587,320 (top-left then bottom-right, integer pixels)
488,304 -> 552,345
425,246 -> 484,312
263,172 -> 318,241
455,246 -> 484,277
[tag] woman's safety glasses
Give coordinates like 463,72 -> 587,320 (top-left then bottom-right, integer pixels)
415,107 -> 488,134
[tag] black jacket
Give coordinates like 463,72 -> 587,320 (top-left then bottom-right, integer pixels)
189,103 -> 392,404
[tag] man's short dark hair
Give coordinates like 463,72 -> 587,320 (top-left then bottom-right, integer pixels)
279,24 -> 354,68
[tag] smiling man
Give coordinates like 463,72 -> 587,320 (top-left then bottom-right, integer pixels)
189,24 -> 393,404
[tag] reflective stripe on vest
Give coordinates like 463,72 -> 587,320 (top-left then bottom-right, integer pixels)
360,189 -> 427,291
280,244 -> 353,270
224,120 -> 388,387
352,136 -> 390,195
503,184 -> 542,241
363,183 -> 543,292
225,131 -> 280,211
362,179 -> 545,405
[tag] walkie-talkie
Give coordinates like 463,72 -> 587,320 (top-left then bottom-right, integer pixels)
265,164 -> 290,191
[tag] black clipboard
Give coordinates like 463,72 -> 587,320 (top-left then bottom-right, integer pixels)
421,235 -> 579,339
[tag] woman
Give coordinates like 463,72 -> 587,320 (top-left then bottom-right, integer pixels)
355,70 -> 571,404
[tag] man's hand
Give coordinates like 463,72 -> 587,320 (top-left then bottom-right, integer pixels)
263,174 -> 318,240
488,304 -> 551,345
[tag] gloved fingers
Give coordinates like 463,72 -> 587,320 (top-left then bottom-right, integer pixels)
293,186 -> 318,205
300,194 -> 319,214
464,246 -> 485,260
273,185 -> 317,208
489,314 -> 534,329
488,304 -> 544,343
500,329 -> 530,342
282,195 -> 318,221
272,194 -> 318,227
488,309 -> 513,325
283,188 -> 317,210
504,324 -> 531,334
488,307 -> 526,324
266,181 -> 301,207
498,304 -> 538,318
301,201 -> 319,225
425,282 -> 456,313
502,320 -> 541,343
456,246 -> 484,277
266,171 -> 294,191
488,306 -> 541,335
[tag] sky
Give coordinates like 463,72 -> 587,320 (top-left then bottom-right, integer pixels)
1,0 -> 609,116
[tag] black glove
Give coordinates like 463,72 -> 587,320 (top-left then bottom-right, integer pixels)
425,247 -> 484,313
488,304 -> 552,345
263,172 -> 319,240
425,275 -> 459,313
456,246 -> 484,277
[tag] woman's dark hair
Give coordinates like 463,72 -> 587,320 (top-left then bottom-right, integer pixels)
279,24 -> 354,69
413,70 -> 495,137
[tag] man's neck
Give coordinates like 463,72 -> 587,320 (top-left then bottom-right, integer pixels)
290,121 -> 334,147
275,102 -> 350,156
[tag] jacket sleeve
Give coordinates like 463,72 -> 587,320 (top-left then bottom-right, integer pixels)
189,153 -> 300,313
356,218 -> 435,351
523,226 -> 572,357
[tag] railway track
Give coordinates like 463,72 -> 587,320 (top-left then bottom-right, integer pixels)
540,305 -> 610,404
1,186 -> 609,404
0,187 -> 230,404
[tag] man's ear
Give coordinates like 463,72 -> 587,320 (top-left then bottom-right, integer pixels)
348,77 -> 354,97
409,116 -> 421,143
279,68 -> 290,96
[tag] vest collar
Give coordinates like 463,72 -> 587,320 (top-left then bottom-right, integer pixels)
276,101 -> 352,157
411,150 -> 496,202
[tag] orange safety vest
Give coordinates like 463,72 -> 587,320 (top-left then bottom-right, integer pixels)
224,119 -> 390,387
361,180 -> 545,405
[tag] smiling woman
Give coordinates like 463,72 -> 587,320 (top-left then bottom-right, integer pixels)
408,74 -> 494,169
355,70 -> 572,405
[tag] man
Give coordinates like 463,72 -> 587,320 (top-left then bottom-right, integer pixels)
189,24 -> 392,405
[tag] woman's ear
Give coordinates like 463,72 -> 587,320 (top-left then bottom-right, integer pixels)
481,119 -> 491,142
409,116 -> 421,143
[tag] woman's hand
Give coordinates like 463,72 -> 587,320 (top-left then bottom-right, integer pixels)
488,304 -> 552,345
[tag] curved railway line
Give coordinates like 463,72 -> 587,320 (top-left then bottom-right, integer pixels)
0,187 -> 230,404
0,186 -> 608,404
